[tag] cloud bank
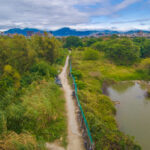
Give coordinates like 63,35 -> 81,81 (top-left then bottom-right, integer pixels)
0,0 -> 149,31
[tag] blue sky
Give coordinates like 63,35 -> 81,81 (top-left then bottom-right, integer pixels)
0,0 -> 150,31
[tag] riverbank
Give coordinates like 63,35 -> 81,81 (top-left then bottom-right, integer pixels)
71,50 -> 143,149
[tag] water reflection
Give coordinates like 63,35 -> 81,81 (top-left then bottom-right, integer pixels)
107,82 -> 150,150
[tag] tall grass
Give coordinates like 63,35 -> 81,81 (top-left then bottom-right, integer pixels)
71,50 -> 141,150
0,79 -> 67,149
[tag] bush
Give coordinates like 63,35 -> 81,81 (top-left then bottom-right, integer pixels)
64,36 -> 83,48
141,39 -> 150,58
0,132 -> 43,150
21,80 -> 67,144
30,61 -> 58,77
76,80 -> 86,90
72,69 -> 83,80
84,48 -> 99,60
138,58 -> 150,75
106,39 -> 140,65
0,111 -> 7,134
92,41 -> 107,52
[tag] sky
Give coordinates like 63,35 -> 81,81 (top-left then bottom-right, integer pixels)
0,0 -> 150,31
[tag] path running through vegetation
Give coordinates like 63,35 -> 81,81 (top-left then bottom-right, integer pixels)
46,56 -> 85,150
59,56 -> 85,150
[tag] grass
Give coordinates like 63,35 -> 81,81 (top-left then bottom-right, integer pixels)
71,50 -> 142,150
0,79 -> 67,150
21,79 -> 67,147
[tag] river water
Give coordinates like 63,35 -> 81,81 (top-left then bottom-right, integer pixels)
107,82 -> 150,150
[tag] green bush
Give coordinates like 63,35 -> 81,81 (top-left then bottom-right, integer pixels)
84,48 -> 99,60
64,36 -> 83,48
106,39 -> 140,65
0,111 -> 7,134
92,41 -> 107,52
141,39 -> 150,58
0,132 -> 44,150
76,80 -> 86,90
72,69 -> 83,80
30,61 -> 58,77
138,58 -> 150,75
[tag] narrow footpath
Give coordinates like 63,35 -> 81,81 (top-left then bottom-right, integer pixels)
59,56 -> 85,150
46,56 -> 84,150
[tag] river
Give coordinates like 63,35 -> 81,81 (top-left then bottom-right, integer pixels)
107,81 -> 150,150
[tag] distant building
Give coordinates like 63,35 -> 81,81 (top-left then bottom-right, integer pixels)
27,31 -> 34,37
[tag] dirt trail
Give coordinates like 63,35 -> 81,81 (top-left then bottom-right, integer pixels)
59,56 -> 85,150
46,56 -> 85,150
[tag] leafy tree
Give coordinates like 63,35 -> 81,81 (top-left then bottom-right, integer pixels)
141,39 -> 150,58
84,48 -> 99,60
85,38 -> 97,47
106,39 -> 140,65
92,41 -> 108,52
64,36 -> 83,48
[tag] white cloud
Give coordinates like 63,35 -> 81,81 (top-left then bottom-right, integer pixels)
0,0 -> 147,31
70,22 -> 150,31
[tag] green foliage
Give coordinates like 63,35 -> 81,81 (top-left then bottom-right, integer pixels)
1,80 -> 67,148
83,48 -> 99,60
141,39 -> 150,58
133,37 -> 146,45
71,69 -> 83,80
138,58 -> 150,75
71,50 -> 142,150
0,132 -> 45,150
0,35 -> 67,149
0,111 -> 7,134
64,36 -> 83,48
30,61 -> 58,77
92,41 -> 108,52
85,38 -> 97,47
106,39 -> 140,65
21,80 -> 67,144
76,80 -> 86,90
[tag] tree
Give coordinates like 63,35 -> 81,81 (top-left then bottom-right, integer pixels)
84,48 -> 99,60
85,38 -> 97,47
106,39 -> 140,65
42,37 -> 61,64
141,39 -> 150,58
64,36 -> 83,48
92,41 -> 107,52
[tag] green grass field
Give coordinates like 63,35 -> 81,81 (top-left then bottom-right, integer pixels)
71,50 -> 143,150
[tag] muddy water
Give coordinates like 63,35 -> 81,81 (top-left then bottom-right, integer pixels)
107,82 -> 150,150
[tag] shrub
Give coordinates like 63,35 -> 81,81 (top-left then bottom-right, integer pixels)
138,58 -> 150,75
72,69 -> 83,80
64,36 -> 83,48
30,61 -> 58,77
106,39 -> 140,65
76,80 -> 86,90
0,111 -> 7,134
84,48 -> 99,60
141,39 -> 150,58
0,132 -> 43,150
92,41 -> 107,52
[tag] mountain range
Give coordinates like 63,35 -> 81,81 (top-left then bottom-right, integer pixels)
2,27 -> 150,37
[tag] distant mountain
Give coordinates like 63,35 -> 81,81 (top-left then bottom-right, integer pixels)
125,30 -> 150,34
3,27 -> 99,36
51,27 -> 98,36
3,27 -> 150,37
95,30 -> 120,35
4,28 -> 44,36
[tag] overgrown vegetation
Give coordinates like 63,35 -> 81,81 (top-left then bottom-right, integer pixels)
69,36 -> 150,150
0,34 -> 68,149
